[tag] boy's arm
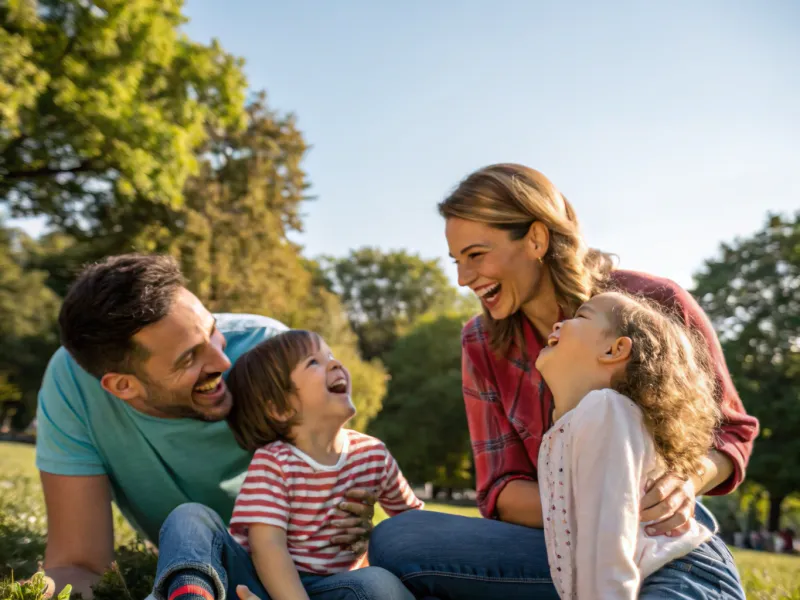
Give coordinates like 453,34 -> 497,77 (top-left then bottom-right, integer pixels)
377,448 -> 424,516
248,525 -> 309,600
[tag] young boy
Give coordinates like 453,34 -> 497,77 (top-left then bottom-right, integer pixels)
225,330 -> 423,600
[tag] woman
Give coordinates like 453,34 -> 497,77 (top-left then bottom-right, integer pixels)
367,164 -> 758,599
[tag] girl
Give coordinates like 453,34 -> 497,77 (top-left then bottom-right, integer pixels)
535,291 -> 720,598
226,330 -> 423,600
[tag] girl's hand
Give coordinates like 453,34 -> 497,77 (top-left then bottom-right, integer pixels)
640,473 -> 697,536
330,487 -> 377,553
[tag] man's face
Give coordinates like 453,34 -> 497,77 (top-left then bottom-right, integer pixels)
128,288 -> 233,421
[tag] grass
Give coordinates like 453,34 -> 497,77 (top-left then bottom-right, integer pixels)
2,441 -> 799,599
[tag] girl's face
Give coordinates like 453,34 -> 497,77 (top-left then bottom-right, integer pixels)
288,341 -> 355,425
535,293 -> 631,385
445,217 -> 547,320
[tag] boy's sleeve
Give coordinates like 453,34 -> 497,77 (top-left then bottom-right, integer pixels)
377,446 -> 424,516
229,450 -> 291,535
35,349 -> 106,476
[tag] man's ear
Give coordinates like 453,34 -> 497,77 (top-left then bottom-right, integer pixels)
100,372 -> 145,401
598,336 -> 633,365
524,221 -> 550,261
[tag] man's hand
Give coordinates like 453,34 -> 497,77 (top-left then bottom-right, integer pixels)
39,472 -> 115,598
329,488 -> 376,554
640,473 -> 696,537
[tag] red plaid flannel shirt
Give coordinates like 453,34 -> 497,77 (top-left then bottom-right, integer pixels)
462,269 -> 760,518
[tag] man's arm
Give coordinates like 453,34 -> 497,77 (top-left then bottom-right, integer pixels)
40,472 -> 115,599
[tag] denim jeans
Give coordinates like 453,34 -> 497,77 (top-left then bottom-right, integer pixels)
147,503 -> 414,600
368,501 -> 746,599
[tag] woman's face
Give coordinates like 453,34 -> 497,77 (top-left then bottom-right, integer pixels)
445,217 -> 545,319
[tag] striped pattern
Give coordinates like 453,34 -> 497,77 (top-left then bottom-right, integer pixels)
168,585 -> 214,600
229,429 -> 423,574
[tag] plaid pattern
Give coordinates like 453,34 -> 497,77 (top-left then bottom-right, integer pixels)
461,269 -> 760,519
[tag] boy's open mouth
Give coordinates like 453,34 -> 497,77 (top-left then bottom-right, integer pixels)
327,377 -> 348,394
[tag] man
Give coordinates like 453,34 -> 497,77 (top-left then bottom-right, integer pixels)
35,254 -> 374,598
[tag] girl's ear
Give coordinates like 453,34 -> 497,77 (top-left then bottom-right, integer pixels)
599,336 -> 632,365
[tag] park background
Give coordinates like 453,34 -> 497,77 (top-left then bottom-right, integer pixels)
1,0 -> 798,598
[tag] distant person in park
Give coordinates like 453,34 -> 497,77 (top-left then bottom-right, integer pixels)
155,329 -> 423,600
33,255 -> 375,599
368,164 -> 759,599
533,290 -> 723,598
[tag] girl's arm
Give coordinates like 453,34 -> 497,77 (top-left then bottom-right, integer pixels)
248,525 -> 309,600
571,390 -> 647,600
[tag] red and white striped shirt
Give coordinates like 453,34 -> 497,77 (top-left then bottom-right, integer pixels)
229,429 -> 424,574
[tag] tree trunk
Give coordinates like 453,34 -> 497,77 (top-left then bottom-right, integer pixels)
769,493 -> 785,532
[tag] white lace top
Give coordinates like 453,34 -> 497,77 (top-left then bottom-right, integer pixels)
539,389 -> 713,599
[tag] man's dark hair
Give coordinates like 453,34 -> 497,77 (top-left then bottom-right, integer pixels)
58,254 -> 186,378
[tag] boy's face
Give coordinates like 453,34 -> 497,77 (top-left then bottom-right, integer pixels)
536,293 -> 630,383
289,341 -> 355,425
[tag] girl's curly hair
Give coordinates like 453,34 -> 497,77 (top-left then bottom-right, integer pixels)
607,292 -> 721,478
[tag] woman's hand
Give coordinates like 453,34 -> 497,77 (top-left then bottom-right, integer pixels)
329,487 -> 377,554
640,473 -> 697,536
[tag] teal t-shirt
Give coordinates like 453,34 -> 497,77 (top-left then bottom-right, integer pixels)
34,313 -> 287,543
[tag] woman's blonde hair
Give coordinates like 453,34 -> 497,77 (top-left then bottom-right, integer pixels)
226,330 -> 322,451
439,163 -> 614,354
607,292 -> 721,477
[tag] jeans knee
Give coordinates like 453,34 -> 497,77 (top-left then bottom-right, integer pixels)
160,502 -> 226,538
349,567 -> 411,600
369,510 -> 427,569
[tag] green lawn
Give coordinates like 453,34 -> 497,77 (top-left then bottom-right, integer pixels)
2,441 -> 798,599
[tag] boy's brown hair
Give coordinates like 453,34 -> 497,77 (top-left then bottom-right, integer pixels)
226,330 -> 322,452
607,292 -> 721,478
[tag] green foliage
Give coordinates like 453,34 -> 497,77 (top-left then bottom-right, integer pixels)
0,0 -> 247,252
692,212 -> 800,529
166,94 -> 387,431
369,311 -> 474,487
0,573 -> 73,600
319,248 -> 463,360
0,225 -> 61,429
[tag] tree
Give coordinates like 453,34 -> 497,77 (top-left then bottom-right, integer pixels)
692,212 -> 800,531
0,0 -> 247,254
319,248 -> 465,360
0,223 -> 61,429
368,311 -> 475,492
167,95 -> 387,431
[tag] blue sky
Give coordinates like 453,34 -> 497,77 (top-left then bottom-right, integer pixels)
19,0 -> 800,290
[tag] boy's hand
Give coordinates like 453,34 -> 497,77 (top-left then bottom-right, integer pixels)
236,585 -> 263,600
330,487 -> 377,553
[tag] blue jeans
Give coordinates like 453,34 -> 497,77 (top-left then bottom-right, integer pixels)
368,502 -> 746,599
148,503 -> 414,600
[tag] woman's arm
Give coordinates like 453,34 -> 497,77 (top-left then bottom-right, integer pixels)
495,480 -> 543,528
461,319 -> 537,519
248,525 -> 309,600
